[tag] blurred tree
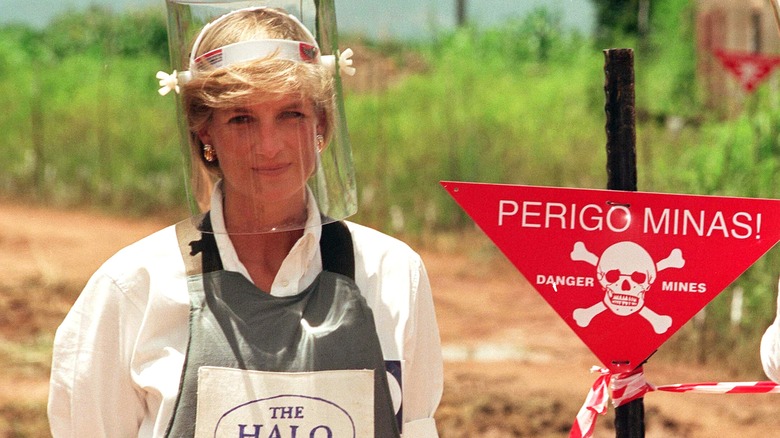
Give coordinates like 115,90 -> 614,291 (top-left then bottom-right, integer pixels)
456,0 -> 467,26
114,9 -> 169,59
523,8 -> 561,61
0,25 -> 47,76
41,6 -> 167,60
592,0 -> 645,45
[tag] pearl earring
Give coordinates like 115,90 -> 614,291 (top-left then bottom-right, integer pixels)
316,134 -> 325,150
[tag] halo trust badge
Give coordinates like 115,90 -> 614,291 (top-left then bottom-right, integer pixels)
194,367 -> 374,438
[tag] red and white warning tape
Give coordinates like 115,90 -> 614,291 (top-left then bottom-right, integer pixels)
652,380 -> 780,394
569,366 -> 780,438
569,367 -> 612,438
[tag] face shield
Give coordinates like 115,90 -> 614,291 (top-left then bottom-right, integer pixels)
158,0 -> 357,234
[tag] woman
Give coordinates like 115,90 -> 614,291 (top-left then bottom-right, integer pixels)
47,6 -> 442,437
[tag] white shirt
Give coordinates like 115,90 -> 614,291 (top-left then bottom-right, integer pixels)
48,186 -> 443,437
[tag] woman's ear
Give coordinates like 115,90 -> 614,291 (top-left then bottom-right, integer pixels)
198,127 -> 212,147
315,108 -> 329,151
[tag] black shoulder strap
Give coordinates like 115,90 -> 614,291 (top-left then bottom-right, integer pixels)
320,221 -> 355,280
175,213 -> 223,277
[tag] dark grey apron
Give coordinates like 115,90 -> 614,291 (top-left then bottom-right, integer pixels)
165,214 -> 400,437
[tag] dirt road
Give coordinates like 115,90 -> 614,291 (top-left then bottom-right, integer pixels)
2,201 -> 780,436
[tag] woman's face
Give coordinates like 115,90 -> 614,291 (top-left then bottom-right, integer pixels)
200,93 -> 322,207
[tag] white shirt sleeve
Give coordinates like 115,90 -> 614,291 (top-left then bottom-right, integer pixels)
400,258 -> 443,436
48,270 -> 147,437
347,221 -> 443,436
761,277 -> 780,382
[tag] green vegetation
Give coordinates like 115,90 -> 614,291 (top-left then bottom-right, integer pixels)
0,6 -> 182,214
2,1 -> 779,374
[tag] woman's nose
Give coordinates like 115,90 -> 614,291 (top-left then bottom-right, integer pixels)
252,125 -> 283,157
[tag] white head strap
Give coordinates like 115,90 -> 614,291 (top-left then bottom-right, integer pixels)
156,6 -> 355,96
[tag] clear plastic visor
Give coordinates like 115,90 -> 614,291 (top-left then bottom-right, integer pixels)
201,92 -> 333,234
165,0 -> 357,234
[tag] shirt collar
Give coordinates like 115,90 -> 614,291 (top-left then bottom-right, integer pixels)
209,180 -> 323,293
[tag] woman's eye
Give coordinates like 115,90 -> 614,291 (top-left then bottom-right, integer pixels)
228,115 -> 252,124
280,111 -> 305,120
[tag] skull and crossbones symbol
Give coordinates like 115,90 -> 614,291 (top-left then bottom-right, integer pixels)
570,241 -> 684,334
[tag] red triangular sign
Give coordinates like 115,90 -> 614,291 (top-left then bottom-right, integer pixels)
714,49 -> 780,93
442,182 -> 780,372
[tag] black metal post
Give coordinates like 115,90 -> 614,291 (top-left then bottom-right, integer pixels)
604,48 -> 643,437
605,48 -> 637,193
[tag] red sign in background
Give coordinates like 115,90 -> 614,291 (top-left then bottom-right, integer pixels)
714,49 -> 780,93
442,181 -> 780,372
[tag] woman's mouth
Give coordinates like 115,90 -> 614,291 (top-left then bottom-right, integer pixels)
253,163 -> 290,175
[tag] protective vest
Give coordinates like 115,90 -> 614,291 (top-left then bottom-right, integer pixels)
165,214 -> 400,437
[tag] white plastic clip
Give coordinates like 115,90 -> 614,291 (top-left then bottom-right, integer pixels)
322,48 -> 356,77
156,70 -> 180,96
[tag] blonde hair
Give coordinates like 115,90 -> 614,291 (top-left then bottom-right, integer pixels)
182,8 -> 336,174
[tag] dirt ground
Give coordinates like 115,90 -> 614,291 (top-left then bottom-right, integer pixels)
2,200 -> 780,437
